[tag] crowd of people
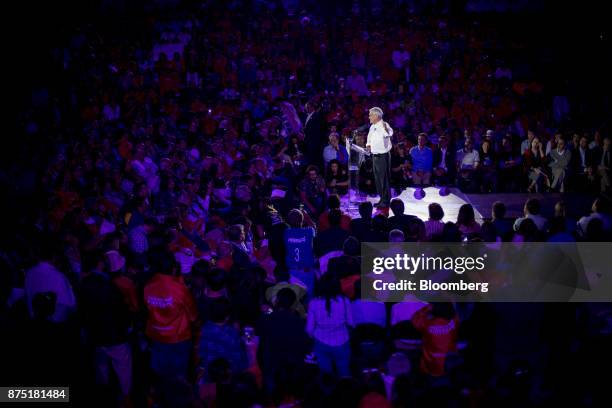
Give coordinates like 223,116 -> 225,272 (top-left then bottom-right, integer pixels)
3,0 -> 611,407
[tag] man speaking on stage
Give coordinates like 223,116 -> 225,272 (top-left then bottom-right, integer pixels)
365,107 -> 394,208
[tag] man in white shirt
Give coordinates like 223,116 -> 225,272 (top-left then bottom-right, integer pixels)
456,139 -> 480,192
365,107 -> 394,208
514,198 -> 548,232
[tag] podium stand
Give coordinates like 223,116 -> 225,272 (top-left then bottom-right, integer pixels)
346,136 -> 370,208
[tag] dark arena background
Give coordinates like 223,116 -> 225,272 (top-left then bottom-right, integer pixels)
2,1 -> 611,407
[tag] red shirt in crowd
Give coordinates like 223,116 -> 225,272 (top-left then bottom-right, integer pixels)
144,273 -> 198,344
318,210 -> 351,232
412,304 -> 458,377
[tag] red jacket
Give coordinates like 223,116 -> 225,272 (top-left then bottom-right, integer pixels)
412,304 -> 458,376
144,274 -> 198,343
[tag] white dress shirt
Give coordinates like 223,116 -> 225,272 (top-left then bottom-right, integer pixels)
366,120 -> 393,154
437,147 -> 448,170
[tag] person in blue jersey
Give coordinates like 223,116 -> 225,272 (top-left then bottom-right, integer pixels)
283,209 -> 316,296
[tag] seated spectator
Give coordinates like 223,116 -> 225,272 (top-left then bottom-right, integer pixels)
319,194 -> 351,232
411,303 -> 458,377
406,218 -> 427,242
514,217 -> 541,242
199,298 -> 248,380
514,198 -> 548,232
570,135 -> 597,192
547,216 -> 576,242
584,217 -> 608,241
593,137 -> 611,194
456,139 -> 480,192
315,209 -> 351,257
390,143 -> 411,191
457,204 -> 481,236
323,133 -> 348,167
491,201 -> 514,240
479,220 -> 501,243
409,133 -> 433,186
306,273 -> 353,378
370,214 -> 392,242
545,132 -> 562,156
497,136 -> 521,192
479,139 -> 497,192
432,134 -> 455,186
520,130 -> 536,155
524,136 -> 549,193
389,229 -> 405,243
144,252 -> 198,380
548,137 -> 572,192
425,203 -> 445,240
350,201 -> 374,243
326,160 -> 349,196
553,200 -> 577,235
577,198 -> 612,238
299,165 -> 327,217
388,198 -> 418,238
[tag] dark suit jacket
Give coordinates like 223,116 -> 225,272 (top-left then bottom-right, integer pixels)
432,146 -> 456,175
571,147 -> 597,172
592,147 -> 611,169
256,310 -> 310,376
388,213 -> 419,238
350,217 -> 372,243
303,110 -> 327,166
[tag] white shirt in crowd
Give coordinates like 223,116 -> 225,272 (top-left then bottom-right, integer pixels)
577,212 -> 612,236
366,120 -> 394,154
513,213 -> 549,232
306,297 -> 354,346
456,149 -> 480,169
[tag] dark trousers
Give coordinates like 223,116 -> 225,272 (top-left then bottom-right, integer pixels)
372,152 -> 391,205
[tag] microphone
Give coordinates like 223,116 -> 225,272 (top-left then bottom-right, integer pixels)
353,124 -> 370,135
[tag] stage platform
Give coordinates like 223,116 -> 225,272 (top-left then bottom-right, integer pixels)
340,187 -> 597,224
